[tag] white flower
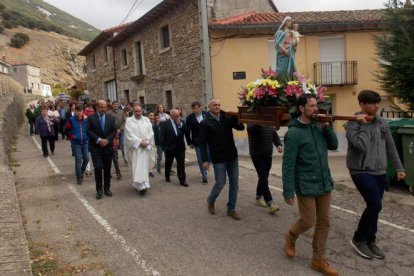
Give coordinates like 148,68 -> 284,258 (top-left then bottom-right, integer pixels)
254,79 -> 262,86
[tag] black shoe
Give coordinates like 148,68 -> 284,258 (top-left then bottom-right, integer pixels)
96,191 -> 103,199
165,177 -> 171,182
202,177 -> 208,184
124,160 -> 128,165
139,188 -> 147,196
76,177 -> 83,185
43,154 -> 48,158
51,151 -> 54,155
116,174 -> 122,180
104,190 -> 113,197
180,182 -> 189,187
149,172 -> 155,177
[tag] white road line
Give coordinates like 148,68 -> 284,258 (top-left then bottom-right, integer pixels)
32,136 -> 61,174
269,185 -> 414,234
32,136 -> 160,275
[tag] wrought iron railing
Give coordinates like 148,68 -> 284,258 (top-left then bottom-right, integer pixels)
313,61 -> 358,86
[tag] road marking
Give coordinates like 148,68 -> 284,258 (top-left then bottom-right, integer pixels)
32,136 -> 61,174
269,185 -> 414,234
32,136 -> 160,275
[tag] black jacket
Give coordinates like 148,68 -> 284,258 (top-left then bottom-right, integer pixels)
185,111 -> 208,146
199,111 -> 245,164
86,113 -> 117,151
159,119 -> 186,152
247,125 -> 282,157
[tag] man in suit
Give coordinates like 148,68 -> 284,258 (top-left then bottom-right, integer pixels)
159,109 -> 188,187
86,100 -> 117,199
185,101 -> 210,184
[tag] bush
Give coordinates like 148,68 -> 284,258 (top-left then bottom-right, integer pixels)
10,33 -> 30,48
0,24 -> 4,34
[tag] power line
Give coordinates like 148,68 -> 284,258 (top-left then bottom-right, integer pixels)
119,0 -> 145,25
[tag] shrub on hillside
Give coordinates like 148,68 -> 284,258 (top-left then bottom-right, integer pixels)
10,33 -> 30,48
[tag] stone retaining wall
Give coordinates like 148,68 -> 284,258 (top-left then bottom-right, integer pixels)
0,74 -> 32,275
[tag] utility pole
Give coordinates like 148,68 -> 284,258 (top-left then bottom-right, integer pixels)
198,0 -> 213,106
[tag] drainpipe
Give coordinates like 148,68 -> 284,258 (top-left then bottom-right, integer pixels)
112,47 -> 118,100
199,0 -> 213,106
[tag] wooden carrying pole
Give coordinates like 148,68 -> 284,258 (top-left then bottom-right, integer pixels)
313,114 -> 375,122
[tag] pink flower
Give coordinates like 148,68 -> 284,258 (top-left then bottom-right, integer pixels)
254,86 -> 266,99
261,67 -> 277,79
268,87 -> 278,97
284,85 -> 302,97
238,90 -> 247,100
317,86 -> 327,102
293,72 -> 307,84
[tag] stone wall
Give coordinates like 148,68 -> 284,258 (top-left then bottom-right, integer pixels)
0,74 -> 31,275
115,0 -> 203,114
207,0 -> 276,20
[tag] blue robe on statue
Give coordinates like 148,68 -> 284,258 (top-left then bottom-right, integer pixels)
275,30 -> 296,80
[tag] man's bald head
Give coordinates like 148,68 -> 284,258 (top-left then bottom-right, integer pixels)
97,100 -> 108,114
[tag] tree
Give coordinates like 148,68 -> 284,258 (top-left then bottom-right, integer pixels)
52,82 -> 68,96
375,0 -> 414,109
10,33 -> 30,48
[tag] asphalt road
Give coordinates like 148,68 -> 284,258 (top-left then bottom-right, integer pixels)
13,129 -> 414,276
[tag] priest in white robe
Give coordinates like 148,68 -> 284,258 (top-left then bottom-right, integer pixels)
124,105 -> 155,195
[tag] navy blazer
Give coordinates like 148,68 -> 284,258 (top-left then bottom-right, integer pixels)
159,119 -> 186,152
185,111 -> 207,146
86,113 -> 117,151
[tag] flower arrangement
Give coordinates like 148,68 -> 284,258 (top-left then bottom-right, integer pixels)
238,68 -> 328,114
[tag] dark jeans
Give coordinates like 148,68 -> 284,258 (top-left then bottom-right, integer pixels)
351,173 -> 387,243
53,123 -> 59,140
90,147 -> 113,193
41,135 -> 55,156
60,119 -> 66,139
165,149 -> 186,183
251,155 -> 273,204
29,119 -> 35,134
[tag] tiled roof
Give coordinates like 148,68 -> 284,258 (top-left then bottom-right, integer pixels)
78,22 -> 132,56
209,9 -> 386,28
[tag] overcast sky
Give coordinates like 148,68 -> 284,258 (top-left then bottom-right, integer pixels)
43,0 -> 388,30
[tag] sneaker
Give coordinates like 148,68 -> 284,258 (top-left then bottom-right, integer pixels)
350,239 -> 374,259
76,177 -> 83,185
227,210 -> 241,220
202,177 -> 208,184
311,259 -> 339,276
268,205 -> 280,214
255,198 -> 267,208
368,242 -> 385,259
207,199 -> 215,215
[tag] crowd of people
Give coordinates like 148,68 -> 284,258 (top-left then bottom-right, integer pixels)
26,90 -> 406,276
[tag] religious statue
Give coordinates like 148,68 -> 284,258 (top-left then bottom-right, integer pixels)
274,16 -> 297,80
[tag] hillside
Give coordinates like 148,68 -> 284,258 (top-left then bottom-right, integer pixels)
0,0 -> 100,41
0,26 -> 88,86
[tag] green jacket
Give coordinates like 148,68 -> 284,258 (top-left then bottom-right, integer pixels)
282,119 -> 338,199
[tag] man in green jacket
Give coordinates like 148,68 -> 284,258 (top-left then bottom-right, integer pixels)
282,94 -> 338,276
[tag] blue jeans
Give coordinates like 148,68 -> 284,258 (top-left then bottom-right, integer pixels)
195,146 -> 210,179
72,143 -> 89,178
119,131 -> 126,161
156,145 -> 163,172
351,173 -> 387,242
208,159 -> 239,211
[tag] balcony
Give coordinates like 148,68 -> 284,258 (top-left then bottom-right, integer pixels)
313,61 -> 358,86
130,74 -> 145,82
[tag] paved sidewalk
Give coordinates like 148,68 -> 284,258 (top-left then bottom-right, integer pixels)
0,166 -> 32,275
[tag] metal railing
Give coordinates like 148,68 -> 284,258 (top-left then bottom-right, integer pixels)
380,109 -> 414,118
313,61 -> 358,86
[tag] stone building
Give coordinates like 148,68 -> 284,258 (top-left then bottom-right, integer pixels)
79,0 -> 277,113
0,59 -> 11,74
9,64 -> 42,95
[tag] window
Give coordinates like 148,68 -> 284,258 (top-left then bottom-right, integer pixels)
105,80 -> 117,101
139,96 -> 145,105
13,68 -> 17,73
91,54 -> 96,70
134,41 -> 144,75
165,90 -> 172,110
121,48 -> 128,67
103,47 -> 109,63
160,25 -> 170,49
124,90 -> 130,103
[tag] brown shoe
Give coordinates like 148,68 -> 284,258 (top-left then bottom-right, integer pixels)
284,232 -> 295,258
311,259 -> 339,276
207,199 -> 215,215
227,210 -> 241,220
